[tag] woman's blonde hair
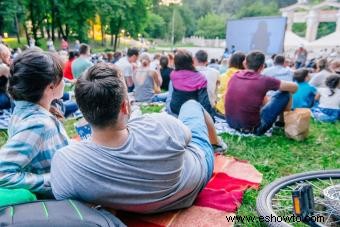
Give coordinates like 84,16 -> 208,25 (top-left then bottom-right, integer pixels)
139,53 -> 151,67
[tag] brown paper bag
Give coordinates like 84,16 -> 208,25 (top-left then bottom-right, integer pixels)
284,108 -> 311,141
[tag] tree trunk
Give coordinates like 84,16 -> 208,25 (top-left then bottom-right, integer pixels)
114,34 -> 119,51
65,24 -> 69,38
112,17 -> 122,51
29,1 -> 38,40
15,14 -> 21,44
51,0 -> 55,41
40,24 -> 45,38
57,19 -> 65,38
0,16 -> 4,36
111,33 -> 114,46
23,22 -> 29,45
100,16 -> 105,47
92,21 -> 95,40
46,24 -> 51,38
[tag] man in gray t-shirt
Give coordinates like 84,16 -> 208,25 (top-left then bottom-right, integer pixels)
51,63 -> 222,214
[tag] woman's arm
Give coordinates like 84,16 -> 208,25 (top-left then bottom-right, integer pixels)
0,122 -> 53,194
152,70 -> 162,94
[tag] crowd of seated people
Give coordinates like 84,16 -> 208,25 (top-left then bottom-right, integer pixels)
0,39 -> 339,214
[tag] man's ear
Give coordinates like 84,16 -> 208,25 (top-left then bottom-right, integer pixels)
121,99 -> 129,115
243,59 -> 247,69
258,64 -> 265,72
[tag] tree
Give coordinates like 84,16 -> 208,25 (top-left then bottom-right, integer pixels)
168,9 -> 186,43
195,13 -> 226,39
235,1 -> 279,18
111,0 -> 151,50
0,0 -> 23,43
144,13 -> 166,38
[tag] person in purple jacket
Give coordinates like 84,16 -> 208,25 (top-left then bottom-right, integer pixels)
170,49 -> 215,119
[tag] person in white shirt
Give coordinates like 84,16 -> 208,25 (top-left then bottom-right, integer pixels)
310,58 -> 332,88
115,47 -> 139,92
150,53 -> 161,71
194,50 -> 220,107
263,55 -> 293,82
312,75 -> 340,123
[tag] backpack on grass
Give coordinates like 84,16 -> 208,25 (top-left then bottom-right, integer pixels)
0,199 -> 126,227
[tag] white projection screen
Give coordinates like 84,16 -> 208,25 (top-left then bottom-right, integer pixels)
226,16 -> 287,54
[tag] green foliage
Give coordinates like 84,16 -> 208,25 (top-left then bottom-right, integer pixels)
178,5 -> 196,37
144,13 -> 166,38
195,13 -> 226,39
317,22 -> 336,39
292,22 -> 307,38
169,9 -> 186,42
235,1 -> 279,18
0,0 -> 19,34
0,0 -> 151,46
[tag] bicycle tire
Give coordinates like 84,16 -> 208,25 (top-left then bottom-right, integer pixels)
256,170 -> 340,227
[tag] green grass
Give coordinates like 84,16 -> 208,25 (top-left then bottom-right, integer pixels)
140,104 -> 164,114
0,112 -> 339,226
225,121 -> 340,226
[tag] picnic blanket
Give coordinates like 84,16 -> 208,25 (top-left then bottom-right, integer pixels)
112,154 -> 262,227
214,116 -> 273,137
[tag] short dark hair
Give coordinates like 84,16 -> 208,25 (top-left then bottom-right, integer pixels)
317,58 -> 328,71
160,55 -> 169,69
75,63 -> 126,128
79,44 -> 90,55
68,50 -> 79,60
229,52 -> 246,69
274,55 -> 285,65
246,51 -> 265,71
325,74 -> 340,96
195,50 -> 208,63
293,68 -> 309,83
127,47 -> 139,57
9,50 -> 63,103
174,49 -> 195,71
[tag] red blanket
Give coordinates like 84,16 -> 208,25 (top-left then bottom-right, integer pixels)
113,154 -> 262,227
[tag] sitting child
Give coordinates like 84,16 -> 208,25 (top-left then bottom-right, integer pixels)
312,75 -> 340,123
292,69 -> 317,109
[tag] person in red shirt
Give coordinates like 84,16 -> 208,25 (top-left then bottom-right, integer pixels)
225,51 -> 297,135
63,50 -> 79,81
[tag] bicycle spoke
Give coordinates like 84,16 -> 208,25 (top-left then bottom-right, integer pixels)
324,209 -> 334,225
257,171 -> 340,227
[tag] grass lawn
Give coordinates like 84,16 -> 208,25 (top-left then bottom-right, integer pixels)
0,106 -> 339,226
224,121 -> 339,226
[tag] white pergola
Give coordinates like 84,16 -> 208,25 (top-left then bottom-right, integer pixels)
281,0 -> 340,42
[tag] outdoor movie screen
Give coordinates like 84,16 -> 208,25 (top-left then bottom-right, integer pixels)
226,16 -> 287,54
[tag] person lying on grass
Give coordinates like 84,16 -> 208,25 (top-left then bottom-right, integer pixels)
0,50 -> 69,196
51,63 -> 225,213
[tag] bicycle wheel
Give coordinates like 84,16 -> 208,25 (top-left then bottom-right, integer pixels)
256,170 -> 340,227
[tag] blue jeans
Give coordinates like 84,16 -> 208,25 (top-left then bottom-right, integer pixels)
152,92 -> 168,102
311,104 -> 340,123
255,91 -> 290,135
63,100 -> 79,118
178,100 -> 214,181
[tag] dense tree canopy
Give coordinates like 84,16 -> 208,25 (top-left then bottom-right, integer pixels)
2,0 -> 334,44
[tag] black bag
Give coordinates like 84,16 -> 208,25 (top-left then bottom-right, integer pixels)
0,200 -> 126,227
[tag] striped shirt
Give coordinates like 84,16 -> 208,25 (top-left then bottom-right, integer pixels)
0,101 -> 69,194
